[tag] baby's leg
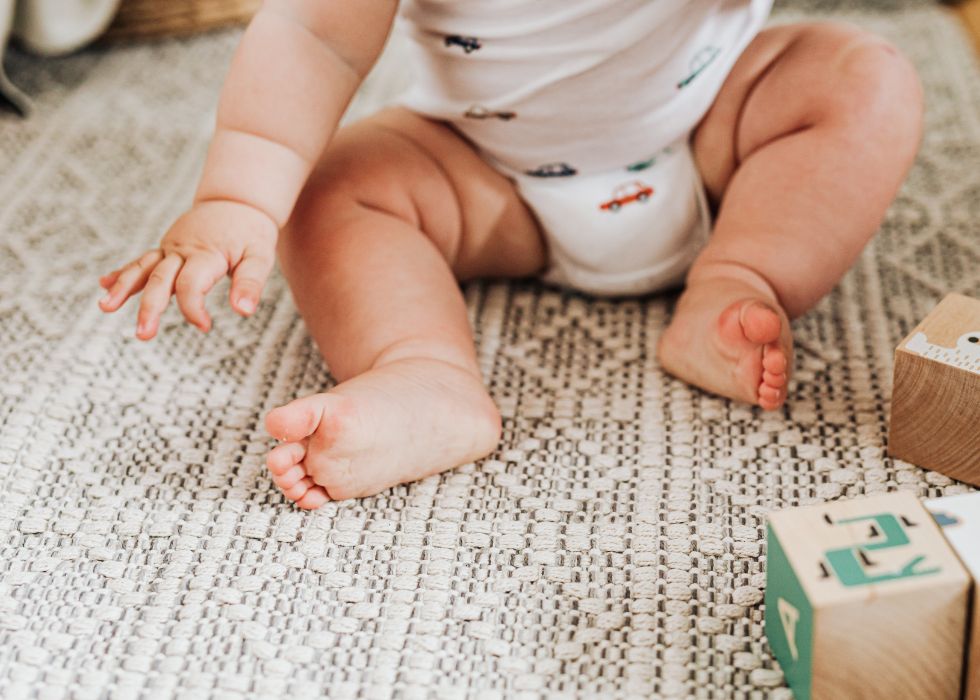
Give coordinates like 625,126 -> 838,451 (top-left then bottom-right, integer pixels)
658,22 -> 923,409
265,107 -> 545,506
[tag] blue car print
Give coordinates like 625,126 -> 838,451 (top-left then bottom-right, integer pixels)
525,162 -> 577,178
445,35 -> 481,53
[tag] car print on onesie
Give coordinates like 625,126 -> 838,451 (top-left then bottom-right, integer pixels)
444,35 -> 481,53
464,105 -> 517,121
677,46 -> 721,89
600,181 -> 654,212
625,156 -> 656,172
525,162 -> 578,178
626,145 -> 675,172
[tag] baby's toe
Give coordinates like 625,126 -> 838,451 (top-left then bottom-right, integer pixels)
740,302 -> 782,345
267,442 -> 306,475
763,370 -> 786,388
265,396 -> 326,442
281,475 -> 316,502
758,384 -> 784,410
295,486 -> 330,510
273,464 -> 307,490
762,343 -> 788,375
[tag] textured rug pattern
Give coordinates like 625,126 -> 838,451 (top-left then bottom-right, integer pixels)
1,4 -> 979,699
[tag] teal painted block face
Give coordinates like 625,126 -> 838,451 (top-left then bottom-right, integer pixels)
822,513 -> 941,587
765,523 -> 814,700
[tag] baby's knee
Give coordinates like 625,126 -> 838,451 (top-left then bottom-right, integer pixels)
286,132 -> 426,245
822,27 -> 923,153
289,168 -> 409,239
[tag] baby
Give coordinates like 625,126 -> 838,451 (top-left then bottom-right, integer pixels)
98,0 -> 922,508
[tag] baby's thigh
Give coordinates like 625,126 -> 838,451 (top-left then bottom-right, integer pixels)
693,22 -> 918,202
290,106 -> 546,280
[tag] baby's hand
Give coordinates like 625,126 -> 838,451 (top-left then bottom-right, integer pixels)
98,200 -> 278,340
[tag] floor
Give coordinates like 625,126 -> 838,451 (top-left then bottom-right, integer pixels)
2,4 -> 979,699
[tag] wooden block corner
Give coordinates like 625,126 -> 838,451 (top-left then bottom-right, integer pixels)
888,293 -> 980,485
766,492 -> 970,699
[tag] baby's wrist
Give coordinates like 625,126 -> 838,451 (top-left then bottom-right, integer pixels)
189,197 -> 281,235
194,127 -> 312,228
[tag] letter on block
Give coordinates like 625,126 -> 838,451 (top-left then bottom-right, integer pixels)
888,293 -> 980,485
925,492 -> 980,700
765,492 -> 970,700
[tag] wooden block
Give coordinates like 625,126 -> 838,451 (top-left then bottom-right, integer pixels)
888,293 -> 980,485
765,492 -> 970,700
925,492 -> 980,700
956,0 -> 980,56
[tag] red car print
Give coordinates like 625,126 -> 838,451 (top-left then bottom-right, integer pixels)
600,181 -> 654,212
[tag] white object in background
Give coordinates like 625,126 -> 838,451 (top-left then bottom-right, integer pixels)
13,0 -> 120,57
0,0 -> 30,114
0,0 -> 11,49
924,491 -> 980,700
924,492 -> 980,577
1,0 -> 120,114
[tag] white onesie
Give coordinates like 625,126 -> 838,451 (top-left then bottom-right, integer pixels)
396,0 -> 773,296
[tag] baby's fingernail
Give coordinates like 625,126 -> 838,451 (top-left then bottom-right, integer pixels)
99,293 -> 112,306
137,322 -> 148,336
238,298 -> 256,314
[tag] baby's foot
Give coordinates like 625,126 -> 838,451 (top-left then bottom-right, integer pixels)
657,273 -> 793,410
263,358 -> 501,507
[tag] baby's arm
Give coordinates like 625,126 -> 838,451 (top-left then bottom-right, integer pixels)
98,0 -> 399,339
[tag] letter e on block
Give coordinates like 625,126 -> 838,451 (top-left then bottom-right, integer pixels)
765,491 -> 970,700
888,293 -> 980,484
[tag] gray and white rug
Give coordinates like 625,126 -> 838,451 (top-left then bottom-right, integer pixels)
1,2 -> 978,698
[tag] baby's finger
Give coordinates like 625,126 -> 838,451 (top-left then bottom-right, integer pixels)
174,252 -> 227,332
99,249 -> 164,312
99,270 -> 121,289
229,249 -> 274,316
135,254 -> 185,340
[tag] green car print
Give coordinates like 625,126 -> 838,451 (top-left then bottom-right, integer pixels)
677,46 -> 721,89
625,157 -> 656,172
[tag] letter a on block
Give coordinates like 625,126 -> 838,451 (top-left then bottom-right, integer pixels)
778,597 -> 800,661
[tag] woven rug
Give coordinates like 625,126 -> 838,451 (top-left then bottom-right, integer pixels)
1,2 -> 978,698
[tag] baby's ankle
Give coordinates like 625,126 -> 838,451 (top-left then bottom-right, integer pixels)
685,260 -> 781,307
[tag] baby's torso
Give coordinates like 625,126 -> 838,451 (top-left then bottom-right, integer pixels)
396,0 -> 773,175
